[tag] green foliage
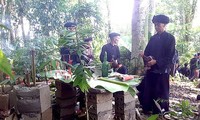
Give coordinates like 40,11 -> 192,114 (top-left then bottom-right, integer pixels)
176,41 -> 196,66
147,114 -> 159,120
170,100 -> 195,119
148,100 -> 195,119
0,24 -> 10,31
10,37 -> 59,75
58,31 -> 77,46
18,0 -> 66,36
70,2 -> 102,27
73,65 -> 92,92
156,0 -> 200,57
12,0 -> 104,39
0,50 -> 14,80
68,2 -> 105,43
92,36 -> 106,63
58,29 -> 93,92
0,79 -> 15,85
120,46 -> 132,73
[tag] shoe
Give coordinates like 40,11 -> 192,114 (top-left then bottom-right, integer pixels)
197,95 -> 200,100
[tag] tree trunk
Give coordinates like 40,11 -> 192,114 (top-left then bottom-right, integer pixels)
0,0 -> 7,49
131,0 -> 142,74
183,0 -> 197,42
148,0 -> 155,39
106,0 -> 111,42
20,16 -> 26,46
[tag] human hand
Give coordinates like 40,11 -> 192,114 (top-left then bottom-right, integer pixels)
111,60 -> 119,68
144,66 -> 151,70
147,58 -> 156,66
139,51 -> 144,57
118,64 -> 122,68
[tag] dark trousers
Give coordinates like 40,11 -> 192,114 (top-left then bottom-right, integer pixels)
60,47 -> 80,65
137,71 -> 169,114
76,88 -> 85,111
115,65 -> 128,74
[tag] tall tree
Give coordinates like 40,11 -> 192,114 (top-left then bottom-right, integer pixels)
106,0 -> 111,35
131,0 -> 142,73
148,0 -> 155,38
182,0 -> 197,41
155,0 -> 198,56
157,0 -> 198,42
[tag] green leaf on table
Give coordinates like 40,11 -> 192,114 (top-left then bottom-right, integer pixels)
88,77 -> 137,96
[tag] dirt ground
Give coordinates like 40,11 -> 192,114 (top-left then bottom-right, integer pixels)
136,78 -> 200,120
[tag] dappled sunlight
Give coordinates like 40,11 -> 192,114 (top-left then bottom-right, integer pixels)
109,0 -> 133,30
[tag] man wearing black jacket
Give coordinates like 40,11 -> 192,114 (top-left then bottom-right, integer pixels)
59,22 -> 80,66
100,32 -> 127,74
137,15 -> 175,114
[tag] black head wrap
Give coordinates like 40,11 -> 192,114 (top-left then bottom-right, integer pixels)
64,22 -> 77,28
109,32 -> 120,40
152,15 -> 169,24
84,37 -> 93,42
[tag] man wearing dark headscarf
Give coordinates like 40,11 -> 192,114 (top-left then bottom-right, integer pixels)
81,37 -> 94,65
100,32 -> 127,74
137,15 -> 175,114
64,22 -> 77,31
59,22 -> 80,66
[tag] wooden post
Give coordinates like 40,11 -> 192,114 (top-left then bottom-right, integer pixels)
31,49 -> 36,86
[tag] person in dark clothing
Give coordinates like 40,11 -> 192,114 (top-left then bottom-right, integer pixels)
170,49 -> 179,76
178,63 -> 190,77
137,15 -> 175,114
81,37 -> 94,65
59,22 -> 85,115
100,32 -> 127,74
59,22 -> 80,66
64,22 -> 77,31
189,54 -> 199,80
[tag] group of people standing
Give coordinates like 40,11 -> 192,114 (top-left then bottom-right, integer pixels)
60,14 -> 176,115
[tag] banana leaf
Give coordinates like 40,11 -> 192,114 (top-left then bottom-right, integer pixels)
40,70 -> 73,83
40,67 -> 141,96
0,50 -> 14,80
88,77 -> 141,97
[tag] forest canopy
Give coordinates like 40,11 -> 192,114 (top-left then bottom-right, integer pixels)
0,0 -> 199,74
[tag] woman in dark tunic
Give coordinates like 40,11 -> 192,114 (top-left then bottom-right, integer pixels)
137,15 -> 175,114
